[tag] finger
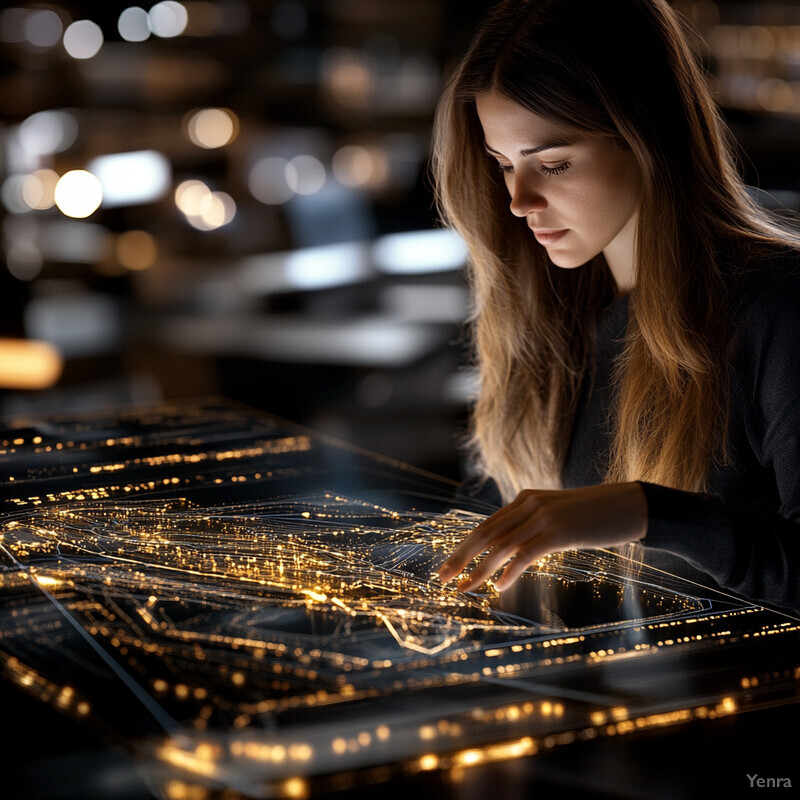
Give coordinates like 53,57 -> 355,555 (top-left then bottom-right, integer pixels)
436,536 -> 481,582
494,535 -> 556,591
455,534 -> 522,591
437,501 -> 536,582
456,506 -> 549,590
436,517 -> 504,581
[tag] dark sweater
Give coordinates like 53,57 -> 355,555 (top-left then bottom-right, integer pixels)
562,252 -> 800,612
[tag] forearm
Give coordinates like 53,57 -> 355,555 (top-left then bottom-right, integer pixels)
639,481 -> 800,612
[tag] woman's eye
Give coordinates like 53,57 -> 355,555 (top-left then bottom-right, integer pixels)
540,162 -> 570,176
493,160 -> 570,176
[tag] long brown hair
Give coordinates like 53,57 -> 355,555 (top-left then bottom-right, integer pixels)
432,0 -> 800,501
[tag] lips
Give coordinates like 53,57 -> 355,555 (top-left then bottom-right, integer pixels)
531,228 -> 568,245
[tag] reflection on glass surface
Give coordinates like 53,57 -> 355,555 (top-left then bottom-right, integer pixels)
0,401 -> 797,798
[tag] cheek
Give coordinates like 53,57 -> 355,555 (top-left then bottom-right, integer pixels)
559,181 -> 613,227
552,158 -> 641,232
583,168 -> 640,228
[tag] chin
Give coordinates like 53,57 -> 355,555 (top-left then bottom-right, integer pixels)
547,254 -> 587,270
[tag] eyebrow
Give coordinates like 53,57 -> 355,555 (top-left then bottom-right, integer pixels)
484,140 -> 571,158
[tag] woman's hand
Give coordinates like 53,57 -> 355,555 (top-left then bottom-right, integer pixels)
436,482 -> 648,592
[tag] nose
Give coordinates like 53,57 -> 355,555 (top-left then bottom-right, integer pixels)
508,174 -> 547,217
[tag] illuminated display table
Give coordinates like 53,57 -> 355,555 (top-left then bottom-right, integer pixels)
0,401 -> 797,799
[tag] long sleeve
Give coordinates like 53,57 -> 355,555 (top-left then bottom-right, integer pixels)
641,261 -> 800,612
641,481 -> 800,611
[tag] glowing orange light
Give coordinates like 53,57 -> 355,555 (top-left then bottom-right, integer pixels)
185,107 -> 239,149
116,230 -> 158,270
0,339 -> 62,390
280,777 -> 308,799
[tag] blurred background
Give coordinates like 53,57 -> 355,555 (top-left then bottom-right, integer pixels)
1,0 -> 799,483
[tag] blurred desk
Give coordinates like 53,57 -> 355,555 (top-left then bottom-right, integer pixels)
0,400 -> 798,799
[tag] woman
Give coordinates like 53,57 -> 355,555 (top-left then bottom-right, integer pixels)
432,0 -> 800,610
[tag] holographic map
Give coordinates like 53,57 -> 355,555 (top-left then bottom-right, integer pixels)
0,402 -> 798,799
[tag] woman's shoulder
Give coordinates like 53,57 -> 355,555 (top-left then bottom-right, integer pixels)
729,241 -> 800,323
727,242 -> 800,396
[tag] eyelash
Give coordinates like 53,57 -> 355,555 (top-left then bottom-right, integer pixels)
497,162 -> 571,176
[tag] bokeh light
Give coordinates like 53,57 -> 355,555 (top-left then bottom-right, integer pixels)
19,110 -> 79,156
87,150 -> 171,207
186,191 -> 236,231
2,175 -> 31,214
185,108 -> 239,149
2,171 -> 60,215
116,230 -> 158,270
286,155 -> 326,196
54,170 -> 103,218
175,179 -> 211,215
63,19 -> 104,60
0,339 -> 63,390
321,48 -> 373,110
248,157 -> 295,205
22,169 -> 59,211
739,25 -> 774,59
6,238 -> 43,281
118,7 -> 151,42
373,229 -> 469,275
24,9 -> 63,48
174,179 -> 236,230
149,1 -> 188,38
756,78 -> 795,112
332,145 -> 390,190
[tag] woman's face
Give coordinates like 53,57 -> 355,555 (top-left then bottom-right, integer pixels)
475,90 -> 642,286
